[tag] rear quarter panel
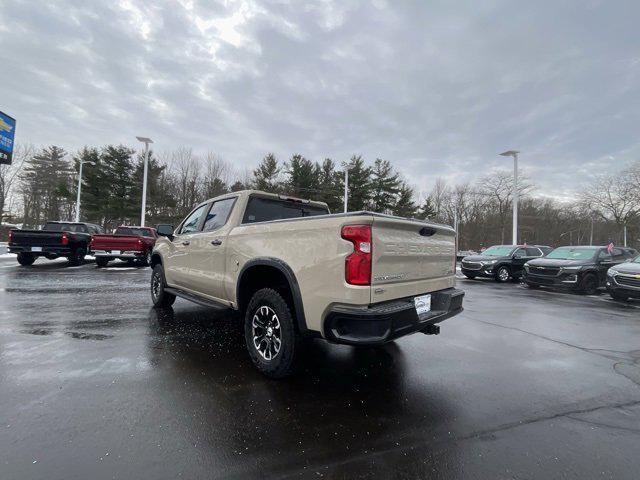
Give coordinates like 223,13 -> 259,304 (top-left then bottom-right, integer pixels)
227,215 -> 375,333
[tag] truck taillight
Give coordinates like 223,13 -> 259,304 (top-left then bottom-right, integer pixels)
8,230 -> 12,244
61,233 -> 69,246
341,225 -> 372,285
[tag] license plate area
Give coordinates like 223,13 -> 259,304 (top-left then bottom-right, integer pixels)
413,294 -> 431,316
111,250 -> 121,255
31,247 -> 43,252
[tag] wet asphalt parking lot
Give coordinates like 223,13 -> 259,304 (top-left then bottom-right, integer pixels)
1,255 -> 639,479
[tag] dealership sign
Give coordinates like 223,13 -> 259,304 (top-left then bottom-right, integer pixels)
0,111 -> 16,165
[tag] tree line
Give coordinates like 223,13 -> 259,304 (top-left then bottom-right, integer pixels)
1,144 -> 638,249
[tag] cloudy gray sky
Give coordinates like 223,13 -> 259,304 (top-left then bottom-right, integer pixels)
1,0 -> 639,199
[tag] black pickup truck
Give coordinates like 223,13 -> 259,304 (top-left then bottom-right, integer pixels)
8,221 -> 103,266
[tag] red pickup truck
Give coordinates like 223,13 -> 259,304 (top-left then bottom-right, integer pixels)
91,226 -> 157,267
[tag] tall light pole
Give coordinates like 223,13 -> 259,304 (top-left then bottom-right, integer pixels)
499,150 -> 520,245
136,136 -> 153,227
75,160 -> 95,222
343,163 -> 349,213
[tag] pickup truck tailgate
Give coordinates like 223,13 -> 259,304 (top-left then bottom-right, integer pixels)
370,216 -> 456,303
10,230 -> 65,246
91,235 -> 142,251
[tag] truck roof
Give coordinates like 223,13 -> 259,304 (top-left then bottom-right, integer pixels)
206,190 -> 330,210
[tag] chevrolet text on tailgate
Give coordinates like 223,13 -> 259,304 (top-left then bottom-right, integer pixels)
150,190 -> 464,377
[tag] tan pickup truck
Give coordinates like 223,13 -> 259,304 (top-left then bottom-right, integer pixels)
150,190 -> 464,377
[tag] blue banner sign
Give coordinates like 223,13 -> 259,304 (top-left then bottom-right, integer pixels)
0,111 -> 16,165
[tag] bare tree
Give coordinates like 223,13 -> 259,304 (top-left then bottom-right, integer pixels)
478,170 -> 533,244
0,143 -> 32,222
579,168 -> 639,227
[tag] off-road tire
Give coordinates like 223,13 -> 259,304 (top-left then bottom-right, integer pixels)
151,264 -> 176,308
95,257 -> 110,267
495,266 -> 511,283
141,251 -> 152,267
244,288 -> 301,379
68,247 -> 86,266
580,273 -> 598,295
17,252 -> 36,266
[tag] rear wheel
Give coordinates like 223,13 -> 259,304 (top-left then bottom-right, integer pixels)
495,266 -> 511,282
151,264 -> 176,308
142,251 -> 152,267
96,257 -> 110,267
68,247 -> 86,266
17,252 -> 36,266
580,273 -> 598,295
244,288 -> 300,378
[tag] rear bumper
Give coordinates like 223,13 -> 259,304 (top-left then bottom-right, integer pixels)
93,249 -> 145,259
8,245 -> 71,256
323,288 -> 464,345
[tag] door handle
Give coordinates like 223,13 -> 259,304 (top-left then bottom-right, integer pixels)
211,239 -> 222,246
182,241 -> 191,246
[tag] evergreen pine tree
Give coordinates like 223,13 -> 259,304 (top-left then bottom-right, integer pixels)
100,145 -> 137,226
343,155 -> 372,211
285,154 -> 320,198
393,182 -> 418,217
316,158 -> 342,212
20,146 -> 73,226
369,158 -> 401,213
252,153 -> 281,192
418,196 -> 437,219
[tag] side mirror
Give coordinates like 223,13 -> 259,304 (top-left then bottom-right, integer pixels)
156,224 -> 174,238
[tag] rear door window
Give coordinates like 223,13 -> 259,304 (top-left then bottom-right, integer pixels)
242,197 -> 328,224
526,247 -> 542,257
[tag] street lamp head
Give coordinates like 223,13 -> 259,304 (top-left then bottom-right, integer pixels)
136,136 -> 153,144
499,150 -> 519,157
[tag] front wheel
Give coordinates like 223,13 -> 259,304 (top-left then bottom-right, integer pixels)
244,288 -> 300,378
495,266 -> 511,283
580,273 -> 598,295
151,264 -> 176,308
17,252 -> 36,266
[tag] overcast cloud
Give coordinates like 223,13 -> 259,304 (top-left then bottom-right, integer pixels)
1,0 -> 639,199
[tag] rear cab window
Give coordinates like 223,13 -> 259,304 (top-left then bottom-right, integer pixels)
242,197 -> 329,224
43,223 -> 87,233
115,227 -> 154,237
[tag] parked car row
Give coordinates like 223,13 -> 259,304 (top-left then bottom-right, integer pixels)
461,244 -> 640,301
7,221 -> 158,267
